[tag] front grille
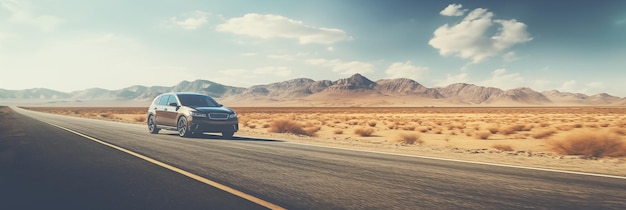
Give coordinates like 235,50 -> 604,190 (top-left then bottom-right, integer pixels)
208,113 -> 229,120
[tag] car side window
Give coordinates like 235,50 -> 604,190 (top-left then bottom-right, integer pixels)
153,96 -> 161,105
167,95 -> 178,106
159,95 -> 170,106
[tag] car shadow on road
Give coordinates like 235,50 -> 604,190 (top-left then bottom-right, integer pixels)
164,133 -> 283,142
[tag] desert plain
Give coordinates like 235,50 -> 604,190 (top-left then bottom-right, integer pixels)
22,106 -> 626,176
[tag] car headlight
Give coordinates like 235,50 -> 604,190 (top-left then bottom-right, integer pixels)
229,113 -> 237,119
191,112 -> 207,118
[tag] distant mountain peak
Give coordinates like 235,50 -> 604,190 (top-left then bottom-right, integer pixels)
329,74 -> 376,91
1,73 -> 624,106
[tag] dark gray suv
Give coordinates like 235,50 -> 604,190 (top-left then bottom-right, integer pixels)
147,92 -> 238,138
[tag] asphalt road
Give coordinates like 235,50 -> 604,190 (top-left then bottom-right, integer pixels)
1,106 -> 625,209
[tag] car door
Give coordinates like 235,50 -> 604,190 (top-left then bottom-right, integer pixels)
163,95 -> 180,126
154,95 -> 170,126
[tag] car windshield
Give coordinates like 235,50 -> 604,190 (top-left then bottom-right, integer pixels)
177,94 -> 219,107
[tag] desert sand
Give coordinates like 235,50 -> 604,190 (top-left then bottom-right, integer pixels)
22,106 -> 626,176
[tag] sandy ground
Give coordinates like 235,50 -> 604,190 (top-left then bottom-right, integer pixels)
20,107 -> 626,177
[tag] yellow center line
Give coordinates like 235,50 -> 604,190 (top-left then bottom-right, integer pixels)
44,121 -> 286,210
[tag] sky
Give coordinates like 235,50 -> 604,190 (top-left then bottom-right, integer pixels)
1,0 -> 625,96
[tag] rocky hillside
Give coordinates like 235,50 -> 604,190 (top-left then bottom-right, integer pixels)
1,74 -> 623,106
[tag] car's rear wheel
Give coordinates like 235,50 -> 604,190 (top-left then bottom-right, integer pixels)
177,116 -> 191,137
148,115 -> 159,134
222,130 -> 234,139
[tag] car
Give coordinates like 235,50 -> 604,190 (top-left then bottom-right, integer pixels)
146,92 -> 238,138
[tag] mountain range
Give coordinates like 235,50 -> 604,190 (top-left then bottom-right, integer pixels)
1,73 -> 624,107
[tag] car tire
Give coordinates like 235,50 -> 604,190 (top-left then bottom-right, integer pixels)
222,130 -> 234,139
148,115 -> 160,134
177,116 -> 191,137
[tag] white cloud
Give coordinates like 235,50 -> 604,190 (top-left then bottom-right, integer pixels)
306,58 -> 375,75
327,46 -> 334,52
440,4 -> 467,17
0,32 -> 200,91
559,80 -> 578,92
266,54 -> 294,60
219,69 -> 248,77
555,81 -> 608,94
385,61 -> 428,81
254,66 -> 292,77
429,6 -> 532,63
586,82 -> 604,89
241,53 -> 257,56
503,51 -> 517,62
436,71 -> 469,86
168,11 -> 209,30
480,68 -> 524,90
216,13 -> 350,44
1,0 -> 63,32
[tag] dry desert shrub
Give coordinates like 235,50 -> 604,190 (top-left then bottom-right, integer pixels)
268,118 -> 317,136
417,126 -> 429,133
133,116 -> 146,122
396,133 -> 423,145
611,128 -> 626,135
402,125 -> 416,131
367,121 -> 377,127
488,126 -> 499,134
347,120 -> 360,125
492,144 -> 514,151
100,112 -> 116,119
499,124 -> 526,135
474,131 -> 491,140
532,129 -> 556,139
333,129 -> 344,134
248,124 -> 257,129
556,124 -> 574,131
354,127 -> 375,137
550,130 -> 626,158
433,128 -> 443,134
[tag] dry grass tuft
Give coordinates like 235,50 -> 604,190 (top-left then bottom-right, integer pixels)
396,133 -> 422,145
492,144 -> 514,151
133,116 -> 146,122
474,131 -> 491,140
354,127 -> 375,137
499,124 -> 525,135
611,128 -> 626,136
532,129 -> 556,139
488,126 -> 499,134
268,118 -> 317,136
417,126 -> 429,133
550,130 -> 626,158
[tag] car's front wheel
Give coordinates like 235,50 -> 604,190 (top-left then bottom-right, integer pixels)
177,116 -> 192,137
222,130 -> 234,139
148,115 -> 159,134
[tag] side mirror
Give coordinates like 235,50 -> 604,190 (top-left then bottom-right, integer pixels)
219,104 -> 223,107
168,102 -> 178,107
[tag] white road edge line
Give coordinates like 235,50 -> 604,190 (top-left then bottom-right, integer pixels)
284,142 -> 626,180
43,121 -> 286,210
